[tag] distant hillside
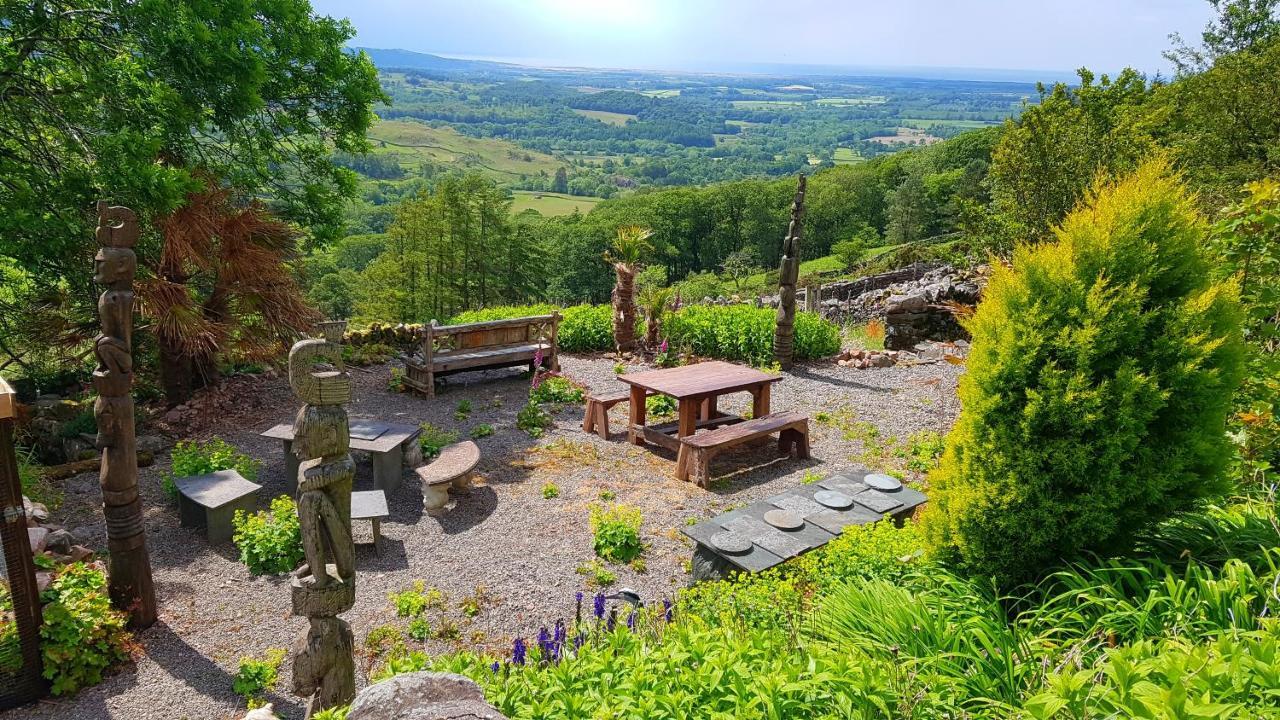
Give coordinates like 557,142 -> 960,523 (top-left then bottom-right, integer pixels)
351,47 -> 516,74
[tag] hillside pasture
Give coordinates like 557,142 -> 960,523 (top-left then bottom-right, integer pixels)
368,119 -> 563,178
572,109 -> 637,126
866,127 -> 943,146
511,191 -> 601,216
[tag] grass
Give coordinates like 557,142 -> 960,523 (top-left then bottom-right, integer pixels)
367,120 -> 562,179
899,117 -> 1003,129
510,191 -> 601,216
833,147 -> 861,165
814,96 -> 887,106
571,109 -> 636,126
729,100 -> 804,110
638,89 -> 680,98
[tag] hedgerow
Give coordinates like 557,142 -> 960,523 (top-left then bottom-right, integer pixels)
662,305 -> 840,366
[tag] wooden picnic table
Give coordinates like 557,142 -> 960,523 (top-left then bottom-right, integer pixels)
617,360 -> 782,451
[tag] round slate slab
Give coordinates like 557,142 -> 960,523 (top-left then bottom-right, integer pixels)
865,473 -> 903,491
814,490 -> 854,509
764,509 -> 803,530
710,531 -> 752,554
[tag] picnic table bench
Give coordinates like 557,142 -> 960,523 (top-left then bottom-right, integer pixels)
175,469 -> 262,543
261,419 -> 420,495
682,469 -> 927,581
403,313 -> 560,396
676,411 -> 810,486
415,440 -> 480,514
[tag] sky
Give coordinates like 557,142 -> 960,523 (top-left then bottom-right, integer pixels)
310,0 -> 1216,79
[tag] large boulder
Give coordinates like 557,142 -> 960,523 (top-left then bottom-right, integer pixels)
346,672 -> 507,720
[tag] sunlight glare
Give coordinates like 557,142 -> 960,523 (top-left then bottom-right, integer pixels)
539,0 -> 658,30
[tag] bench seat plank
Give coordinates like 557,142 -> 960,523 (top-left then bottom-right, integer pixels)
676,411 -> 810,487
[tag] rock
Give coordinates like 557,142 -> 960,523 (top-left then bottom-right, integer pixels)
162,408 -> 191,424
45,529 -> 74,556
48,399 -> 83,422
28,527 -> 49,554
136,435 -> 171,454
868,354 -> 894,368
242,704 -> 280,720
69,545 -> 94,563
886,294 -> 928,313
347,672 -> 508,720
26,499 -> 49,524
35,572 -> 53,594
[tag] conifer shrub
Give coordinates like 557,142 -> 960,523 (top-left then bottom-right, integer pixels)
923,159 -> 1245,586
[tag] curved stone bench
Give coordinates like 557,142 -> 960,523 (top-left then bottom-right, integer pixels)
414,440 -> 480,513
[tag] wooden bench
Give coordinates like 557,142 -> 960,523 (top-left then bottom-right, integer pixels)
675,411 -> 810,487
403,313 -> 560,396
415,440 -> 480,514
351,490 -> 389,556
582,388 -> 653,440
175,469 -> 262,543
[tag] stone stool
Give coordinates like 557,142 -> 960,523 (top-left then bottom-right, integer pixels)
175,469 -> 262,543
351,490 -> 390,556
413,441 -> 480,514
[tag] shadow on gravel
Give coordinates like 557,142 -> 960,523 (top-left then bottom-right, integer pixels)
704,445 -> 825,496
355,536 -> 409,572
433,485 -> 498,535
788,364 -> 894,392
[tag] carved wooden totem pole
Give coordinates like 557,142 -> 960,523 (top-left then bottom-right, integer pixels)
92,203 -> 157,628
287,320 -> 356,717
773,174 -> 806,370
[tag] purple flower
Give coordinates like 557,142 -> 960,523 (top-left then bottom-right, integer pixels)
490,661 -> 500,674
593,592 -> 606,620
512,637 -> 527,666
664,599 -> 673,623
626,611 -> 636,631
574,631 -> 586,650
575,591 -> 584,624
659,340 -> 668,354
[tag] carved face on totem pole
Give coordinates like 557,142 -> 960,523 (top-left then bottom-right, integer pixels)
292,405 -> 350,462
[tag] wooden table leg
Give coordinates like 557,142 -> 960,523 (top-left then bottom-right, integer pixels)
628,385 -> 647,445
700,396 -> 717,421
677,399 -> 698,438
752,383 -> 771,419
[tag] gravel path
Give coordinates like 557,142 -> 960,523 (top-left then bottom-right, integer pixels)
7,354 -> 960,720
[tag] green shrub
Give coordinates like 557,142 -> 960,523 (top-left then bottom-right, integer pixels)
924,160 -> 1246,586
662,305 -> 839,366
529,374 -> 585,404
18,450 -> 61,509
418,423 -> 459,459
540,482 -> 559,499
408,617 -> 431,642
470,423 -> 494,439
575,559 -> 618,587
645,393 -> 676,417
390,580 -> 431,618
165,438 -> 261,497
558,304 -> 615,353
589,504 -> 644,563
448,304 -> 559,324
517,402 -> 552,438
343,342 -> 396,366
232,496 -> 304,575
454,399 -> 472,421
58,409 -> 96,439
233,648 -> 285,701
38,563 -> 132,696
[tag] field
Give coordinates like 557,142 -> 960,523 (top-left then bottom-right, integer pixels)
815,96 -> 888,106
833,147 -> 861,164
730,100 -> 805,109
572,109 -> 637,126
866,127 -> 944,146
900,118 -> 1002,129
639,89 -> 680,98
510,191 -> 601,216
367,120 -> 564,179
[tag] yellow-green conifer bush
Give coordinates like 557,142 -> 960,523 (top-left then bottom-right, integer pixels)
924,159 -> 1245,586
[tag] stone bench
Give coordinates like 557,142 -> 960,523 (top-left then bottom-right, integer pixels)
675,411 -> 810,487
414,440 -> 480,514
175,469 -> 262,543
581,388 -> 653,440
351,490 -> 389,556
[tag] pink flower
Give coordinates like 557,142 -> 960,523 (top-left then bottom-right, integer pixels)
659,340 -> 668,354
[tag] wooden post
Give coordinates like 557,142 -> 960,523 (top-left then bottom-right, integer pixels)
0,376 -> 45,703
773,175 -> 806,370
91,204 -> 156,629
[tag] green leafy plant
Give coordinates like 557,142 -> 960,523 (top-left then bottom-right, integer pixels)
387,367 -> 406,392
541,482 -> 560,499
924,160 -> 1246,586
18,449 -> 61,509
663,305 -> 840,366
408,617 -> 431,642
470,423 -> 494,439
517,402 -> 552,438
590,503 -> 644,563
575,559 -> 618,587
391,581 -> 431,618
529,374 -> 586,404
58,409 -> 96,439
645,393 -> 676,418
598,489 -> 616,501
233,648 -> 286,701
343,342 -> 395,366
454,399 -> 472,421
165,437 -> 261,498
418,423 -> 459,459
38,563 -> 132,696
613,362 -> 626,374
231,496 -> 304,576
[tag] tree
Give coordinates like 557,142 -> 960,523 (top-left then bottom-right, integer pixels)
607,226 -> 653,354
832,225 -> 878,270
720,248 -> 759,292
637,285 -> 674,349
1166,0 -> 1280,74
552,167 -> 569,194
923,160 -> 1245,585
146,182 -> 320,402
988,69 -> 1154,246
885,174 -> 930,245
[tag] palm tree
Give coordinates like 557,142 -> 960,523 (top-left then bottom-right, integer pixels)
606,225 -> 653,354
637,284 -> 674,349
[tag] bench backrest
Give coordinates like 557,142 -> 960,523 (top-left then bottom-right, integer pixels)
422,313 -> 560,358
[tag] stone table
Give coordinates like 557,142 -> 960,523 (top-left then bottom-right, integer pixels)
681,467 -> 926,581
261,419 -> 421,495
175,469 -> 262,543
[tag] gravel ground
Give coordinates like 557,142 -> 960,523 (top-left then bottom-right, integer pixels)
7,354 -> 961,720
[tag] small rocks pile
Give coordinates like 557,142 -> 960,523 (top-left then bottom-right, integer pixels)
836,340 -> 970,370
21,394 -> 96,465
23,495 -> 96,593
836,348 -> 912,369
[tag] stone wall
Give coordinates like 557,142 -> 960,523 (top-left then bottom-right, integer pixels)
820,264 -> 986,350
